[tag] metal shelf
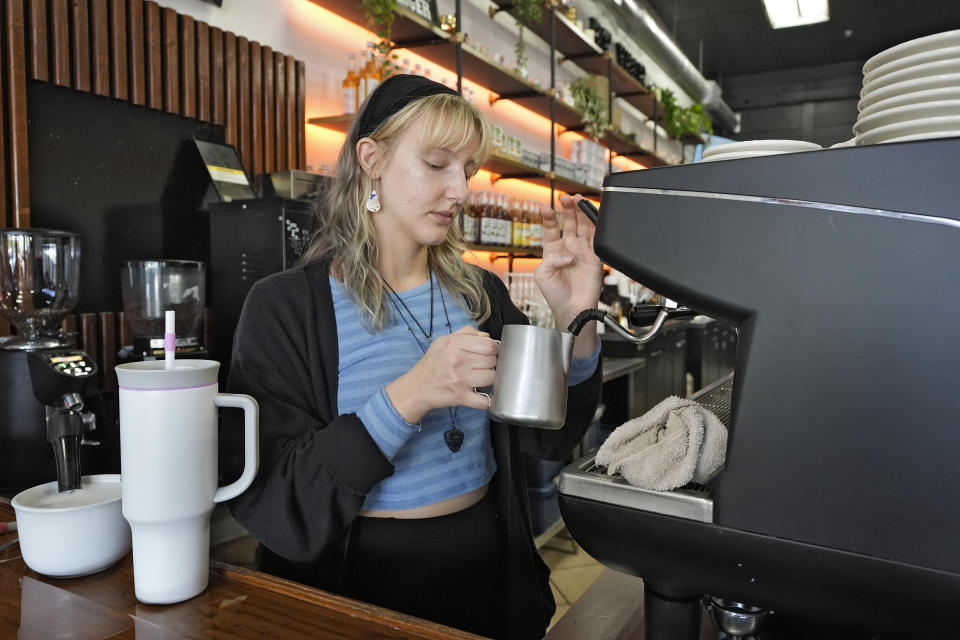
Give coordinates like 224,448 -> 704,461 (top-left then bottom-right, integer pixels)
309,0 -> 449,48
306,113 -> 353,133
493,2 -> 601,62
485,154 -> 600,195
467,243 -> 542,258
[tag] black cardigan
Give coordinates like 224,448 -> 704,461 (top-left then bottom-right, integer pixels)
221,259 -> 602,639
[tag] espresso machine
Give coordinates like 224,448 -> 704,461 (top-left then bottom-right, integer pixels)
0,229 -> 114,493
559,137 -> 960,638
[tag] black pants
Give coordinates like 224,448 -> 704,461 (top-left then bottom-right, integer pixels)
340,489 -> 508,639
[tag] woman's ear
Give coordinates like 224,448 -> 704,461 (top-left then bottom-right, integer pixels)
356,137 -> 381,179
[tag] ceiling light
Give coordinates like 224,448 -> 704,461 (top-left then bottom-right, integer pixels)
762,0 -> 830,29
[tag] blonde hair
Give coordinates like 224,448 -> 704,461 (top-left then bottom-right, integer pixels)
300,92 -> 493,331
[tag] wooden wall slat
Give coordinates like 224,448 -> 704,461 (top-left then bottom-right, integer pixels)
144,1 -> 162,109
98,312 -> 117,392
239,37 -> 253,175
273,51 -> 285,170
179,14 -> 195,118
27,0 -> 47,81
211,26 -> 224,125
161,6 -> 178,113
80,314 -> 97,360
6,0 -> 31,228
223,31 -> 237,147
296,60 -> 305,170
196,21 -> 210,121
109,0 -> 127,100
117,311 -> 132,347
61,316 -> 77,342
261,45 -> 274,174
69,0 -> 90,91
90,0 -> 109,96
127,0 -> 145,105
285,55 -> 296,169
49,0 -> 69,86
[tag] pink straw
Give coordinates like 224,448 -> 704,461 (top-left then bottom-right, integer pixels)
164,310 -> 176,370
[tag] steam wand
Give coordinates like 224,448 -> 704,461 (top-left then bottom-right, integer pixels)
570,199 -> 698,343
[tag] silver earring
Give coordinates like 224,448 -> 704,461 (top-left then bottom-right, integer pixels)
366,189 -> 381,213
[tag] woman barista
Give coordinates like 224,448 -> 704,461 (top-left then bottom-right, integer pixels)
221,74 -> 603,639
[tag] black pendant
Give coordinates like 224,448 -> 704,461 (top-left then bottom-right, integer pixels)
443,426 -> 464,453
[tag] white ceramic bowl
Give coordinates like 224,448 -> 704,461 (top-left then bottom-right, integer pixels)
700,150 -> 790,162
856,115 -> 960,145
859,131 -> 960,144
862,29 -> 960,75
858,86 -> 960,119
858,73 -> 960,111
863,45 -> 960,85
701,139 -> 820,157
12,474 -> 131,578
854,100 -> 960,135
860,58 -> 960,94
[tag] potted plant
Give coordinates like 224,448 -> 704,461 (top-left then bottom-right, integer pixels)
509,0 -> 544,78
570,76 -> 609,140
361,0 -> 401,78
659,88 -> 713,141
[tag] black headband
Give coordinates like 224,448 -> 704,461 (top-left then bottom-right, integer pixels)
353,73 -> 459,141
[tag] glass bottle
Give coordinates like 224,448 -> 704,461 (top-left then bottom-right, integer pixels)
365,42 -> 381,96
497,194 -> 510,246
463,191 -> 478,245
342,53 -> 358,114
510,197 -> 523,248
477,191 -> 490,244
530,203 -> 543,248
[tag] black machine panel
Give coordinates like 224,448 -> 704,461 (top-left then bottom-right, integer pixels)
593,138 -> 960,577
208,198 -> 318,382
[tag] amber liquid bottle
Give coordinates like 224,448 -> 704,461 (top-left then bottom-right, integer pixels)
342,53 -> 358,114
510,197 -> 522,248
529,202 -> 543,248
480,191 -> 495,246
496,193 -> 509,246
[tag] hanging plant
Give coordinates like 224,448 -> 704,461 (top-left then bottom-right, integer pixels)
361,0 -> 401,78
659,88 -> 713,140
570,76 -> 609,140
507,0 -> 544,77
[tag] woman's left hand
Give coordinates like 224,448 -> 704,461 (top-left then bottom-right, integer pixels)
535,194 -> 604,333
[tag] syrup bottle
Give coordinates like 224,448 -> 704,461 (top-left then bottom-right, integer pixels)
342,53 -> 359,114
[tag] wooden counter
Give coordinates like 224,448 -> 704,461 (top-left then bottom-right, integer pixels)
0,501 -> 483,640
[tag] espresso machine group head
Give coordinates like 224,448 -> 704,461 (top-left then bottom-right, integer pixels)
559,137 -> 960,638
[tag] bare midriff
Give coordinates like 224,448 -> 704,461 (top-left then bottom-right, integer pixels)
359,483 -> 489,519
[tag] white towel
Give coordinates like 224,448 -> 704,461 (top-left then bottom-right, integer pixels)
595,396 -> 728,491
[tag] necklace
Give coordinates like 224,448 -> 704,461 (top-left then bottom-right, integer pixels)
383,273 -> 465,453
382,275 -> 434,340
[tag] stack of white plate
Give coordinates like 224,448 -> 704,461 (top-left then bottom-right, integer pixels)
855,30 -> 960,145
700,139 -> 822,162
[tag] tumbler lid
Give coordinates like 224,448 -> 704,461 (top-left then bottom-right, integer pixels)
115,359 -> 219,390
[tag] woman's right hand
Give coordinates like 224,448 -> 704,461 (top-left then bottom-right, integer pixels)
385,325 -> 499,424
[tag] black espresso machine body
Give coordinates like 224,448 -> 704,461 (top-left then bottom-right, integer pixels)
560,137 -> 960,636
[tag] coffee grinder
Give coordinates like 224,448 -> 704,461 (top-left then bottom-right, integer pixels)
0,229 -> 114,494
119,259 -> 207,361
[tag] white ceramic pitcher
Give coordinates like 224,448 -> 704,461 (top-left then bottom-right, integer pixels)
115,359 -> 258,605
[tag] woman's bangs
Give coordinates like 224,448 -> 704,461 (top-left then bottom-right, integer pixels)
418,98 -> 492,168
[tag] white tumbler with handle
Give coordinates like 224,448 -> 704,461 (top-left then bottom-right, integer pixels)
116,359 -> 258,604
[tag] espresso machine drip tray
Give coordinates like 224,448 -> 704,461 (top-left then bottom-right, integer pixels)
560,375 -> 731,524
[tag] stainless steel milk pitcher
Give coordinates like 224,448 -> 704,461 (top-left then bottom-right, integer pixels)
487,325 -> 576,429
